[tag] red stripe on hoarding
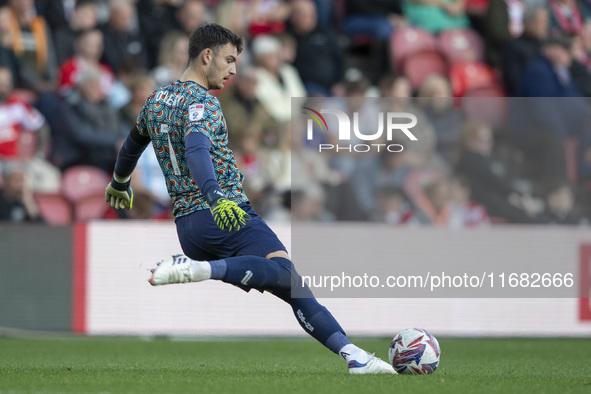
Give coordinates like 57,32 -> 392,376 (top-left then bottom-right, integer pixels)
579,244 -> 591,322
72,223 -> 87,333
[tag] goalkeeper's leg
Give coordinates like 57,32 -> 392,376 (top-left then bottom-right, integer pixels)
149,252 -> 395,374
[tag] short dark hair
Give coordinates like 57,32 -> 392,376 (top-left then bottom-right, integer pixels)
188,23 -> 243,62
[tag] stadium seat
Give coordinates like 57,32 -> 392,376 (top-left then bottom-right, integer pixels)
437,29 -> 485,65
461,86 -> 507,127
75,194 -> 110,221
34,193 -> 73,225
390,27 -> 438,72
61,165 -> 111,203
402,50 -> 448,91
449,61 -> 497,97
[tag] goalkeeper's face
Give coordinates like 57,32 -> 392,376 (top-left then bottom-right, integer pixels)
206,43 -> 238,90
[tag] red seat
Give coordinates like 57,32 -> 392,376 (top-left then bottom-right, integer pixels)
449,61 -> 497,97
438,29 -> 485,65
75,194 -> 110,221
390,27 -> 438,72
402,50 -> 448,91
34,193 -> 73,225
461,86 -> 507,127
61,166 -> 110,203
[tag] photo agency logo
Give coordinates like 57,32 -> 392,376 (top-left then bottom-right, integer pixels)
302,107 -> 418,153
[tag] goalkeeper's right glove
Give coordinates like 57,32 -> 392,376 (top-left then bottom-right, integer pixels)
105,175 -> 134,210
206,188 -> 250,232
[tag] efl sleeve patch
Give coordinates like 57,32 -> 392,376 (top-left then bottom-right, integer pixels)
189,104 -> 205,122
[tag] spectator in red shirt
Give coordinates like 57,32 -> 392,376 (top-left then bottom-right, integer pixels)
58,28 -> 114,97
0,66 -> 47,160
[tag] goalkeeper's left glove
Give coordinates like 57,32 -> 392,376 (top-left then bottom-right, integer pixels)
206,188 -> 250,231
105,175 -> 134,210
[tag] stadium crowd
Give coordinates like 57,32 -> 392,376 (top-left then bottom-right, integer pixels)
0,0 -> 590,226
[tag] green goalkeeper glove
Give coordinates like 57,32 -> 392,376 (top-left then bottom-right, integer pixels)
206,189 -> 250,231
105,175 -> 134,210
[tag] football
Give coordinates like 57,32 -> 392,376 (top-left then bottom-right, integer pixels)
389,328 -> 441,375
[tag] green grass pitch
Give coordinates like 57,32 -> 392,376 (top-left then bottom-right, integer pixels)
0,337 -> 590,393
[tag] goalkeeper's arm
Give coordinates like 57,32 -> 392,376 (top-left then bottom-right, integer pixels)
105,126 -> 151,209
185,132 -> 250,231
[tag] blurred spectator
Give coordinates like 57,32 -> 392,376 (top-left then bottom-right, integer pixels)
370,185 -> 418,225
567,34 -> 591,96
0,66 -> 48,161
403,0 -> 470,33
517,34 -> 585,96
380,74 -> 449,178
417,75 -> 464,163
6,0 -> 57,91
275,31 -> 297,64
323,76 -> 381,179
455,120 -> 537,223
538,178 -> 582,224
101,0 -> 148,73
151,30 -> 188,87
415,178 -> 452,225
447,175 -> 490,227
548,0 -> 585,37
415,176 -> 490,227
379,74 -> 438,154
53,0 -> 99,65
483,0 -> 525,66
129,147 -> 172,219
233,132 -> 268,211
287,0 -> 346,97
52,65 -> 125,172
501,5 -> 549,95
35,0 -> 74,34
119,72 -> 156,129
58,28 -> 114,97
108,56 -> 141,109
290,187 -> 335,221
0,161 -> 40,222
513,36 -> 589,182
288,118 -> 357,219
176,0 -> 208,36
349,147 -> 410,217
0,6 -> 23,85
246,0 -> 291,37
215,0 -> 249,37
217,67 -> 277,150
379,73 -> 413,99
252,34 -> 305,123
137,0 -> 183,68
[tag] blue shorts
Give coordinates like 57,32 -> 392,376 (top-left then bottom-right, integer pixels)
175,204 -> 287,261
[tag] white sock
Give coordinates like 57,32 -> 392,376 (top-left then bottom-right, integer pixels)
189,260 -> 212,281
339,344 -> 371,364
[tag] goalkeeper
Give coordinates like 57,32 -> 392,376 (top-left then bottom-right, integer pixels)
105,23 -> 394,375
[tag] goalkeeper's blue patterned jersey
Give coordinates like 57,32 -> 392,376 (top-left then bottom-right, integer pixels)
136,80 -> 248,218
